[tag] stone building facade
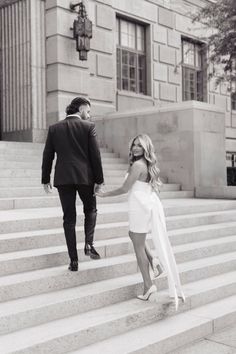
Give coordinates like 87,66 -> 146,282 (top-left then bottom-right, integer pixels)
0,0 -> 235,158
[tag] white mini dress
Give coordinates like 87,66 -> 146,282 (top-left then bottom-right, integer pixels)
128,179 -> 184,307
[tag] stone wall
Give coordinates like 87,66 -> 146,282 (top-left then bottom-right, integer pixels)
95,101 -> 226,191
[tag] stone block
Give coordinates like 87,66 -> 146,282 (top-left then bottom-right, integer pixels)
160,82 -> 176,101
159,45 -> 175,65
154,62 -> 168,82
153,25 -> 167,44
175,48 -> 181,66
167,29 -> 181,48
46,0 -> 95,23
158,7 -> 174,29
45,8 -> 58,37
176,86 -> 182,102
175,13 -> 207,37
46,7 -> 75,38
97,55 -> 114,78
91,27 -> 114,54
89,77 -> 115,102
96,4 -> 114,30
46,36 -> 89,69
168,66 -> 181,85
89,52 -> 97,76
153,81 -> 159,99
225,112 -> 231,127
214,95 -> 227,110
153,43 -> 159,61
114,0 -> 157,23
47,64 -> 89,94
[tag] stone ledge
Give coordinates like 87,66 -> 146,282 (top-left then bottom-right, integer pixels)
95,101 -> 224,121
196,186 -> 236,199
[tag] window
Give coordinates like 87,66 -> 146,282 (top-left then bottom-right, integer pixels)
116,17 -> 146,94
182,39 -> 205,102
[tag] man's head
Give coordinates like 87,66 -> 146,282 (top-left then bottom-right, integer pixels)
66,97 -> 91,120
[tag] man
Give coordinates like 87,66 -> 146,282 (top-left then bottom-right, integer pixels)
41,97 -> 104,271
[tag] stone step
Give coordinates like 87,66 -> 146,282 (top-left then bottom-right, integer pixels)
0,154 -> 127,164
2,203 -> 236,234
1,219 -> 236,254
0,176 -> 127,187
0,151 -> 119,160
0,168 -> 128,178
0,205 -> 127,234
0,183 -> 182,199
0,266 -> 235,336
0,233 -> 235,276
0,250 -> 236,302
0,191 -> 194,210
0,141 -> 110,154
0,160 -> 128,170
0,289 -> 235,354
74,295 -> 236,354
0,141 -> 44,150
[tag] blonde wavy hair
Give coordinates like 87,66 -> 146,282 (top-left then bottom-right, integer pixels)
129,134 -> 162,191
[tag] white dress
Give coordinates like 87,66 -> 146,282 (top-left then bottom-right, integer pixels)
128,180 -> 184,308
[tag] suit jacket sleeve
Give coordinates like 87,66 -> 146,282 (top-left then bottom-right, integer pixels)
41,126 -> 55,184
88,123 -> 104,184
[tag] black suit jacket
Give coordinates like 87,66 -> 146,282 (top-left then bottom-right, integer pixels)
41,116 -> 104,187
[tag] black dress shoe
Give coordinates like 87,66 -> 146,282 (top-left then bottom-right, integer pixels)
84,244 -> 101,259
68,260 -> 78,271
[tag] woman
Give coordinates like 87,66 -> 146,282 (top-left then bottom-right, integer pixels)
96,134 -> 185,310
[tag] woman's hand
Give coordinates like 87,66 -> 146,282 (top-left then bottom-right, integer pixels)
95,189 -> 108,197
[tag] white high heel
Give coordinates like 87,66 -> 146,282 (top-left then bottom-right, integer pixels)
170,291 -> 186,311
151,258 -> 163,278
137,285 -> 157,301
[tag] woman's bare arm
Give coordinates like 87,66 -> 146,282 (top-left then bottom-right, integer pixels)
97,161 -> 144,197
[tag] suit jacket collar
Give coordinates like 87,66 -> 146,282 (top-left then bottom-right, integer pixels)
66,114 -> 82,120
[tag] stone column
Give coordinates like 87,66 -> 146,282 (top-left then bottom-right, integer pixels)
0,0 -> 46,142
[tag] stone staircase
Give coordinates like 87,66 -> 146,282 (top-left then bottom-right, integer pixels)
0,141 -> 235,353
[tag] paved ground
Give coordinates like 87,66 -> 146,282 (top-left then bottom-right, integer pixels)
169,322 -> 236,354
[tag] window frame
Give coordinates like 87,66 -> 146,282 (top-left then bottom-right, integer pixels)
116,17 -> 147,95
181,37 -> 206,102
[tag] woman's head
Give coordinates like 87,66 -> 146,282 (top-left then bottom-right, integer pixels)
129,134 -> 162,189
66,97 -> 91,120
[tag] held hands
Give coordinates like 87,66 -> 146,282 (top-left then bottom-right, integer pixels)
43,183 -> 53,194
94,183 -> 107,197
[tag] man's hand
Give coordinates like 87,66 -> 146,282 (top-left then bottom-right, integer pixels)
43,183 -> 53,194
93,183 -> 103,196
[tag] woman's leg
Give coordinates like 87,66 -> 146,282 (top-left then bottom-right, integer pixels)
145,242 -> 154,265
129,231 -> 153,293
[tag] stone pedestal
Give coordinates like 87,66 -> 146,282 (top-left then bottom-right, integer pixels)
95,101 -> 227,192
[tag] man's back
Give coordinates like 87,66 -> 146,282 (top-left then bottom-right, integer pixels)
42,116 -> 104,187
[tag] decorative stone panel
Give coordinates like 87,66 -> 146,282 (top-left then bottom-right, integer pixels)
160,82 -> 176,101
158,7 -> 174,29
168,66 -> 181,85
153,25 -> 167,44
96,4 -> 114,30
167,29 -> 181,48
97,55 -> 114,78
154,62 -> 168,82
159,45 -> 175,65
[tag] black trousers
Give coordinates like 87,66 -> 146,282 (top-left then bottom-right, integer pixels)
57,184 -> 97,261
